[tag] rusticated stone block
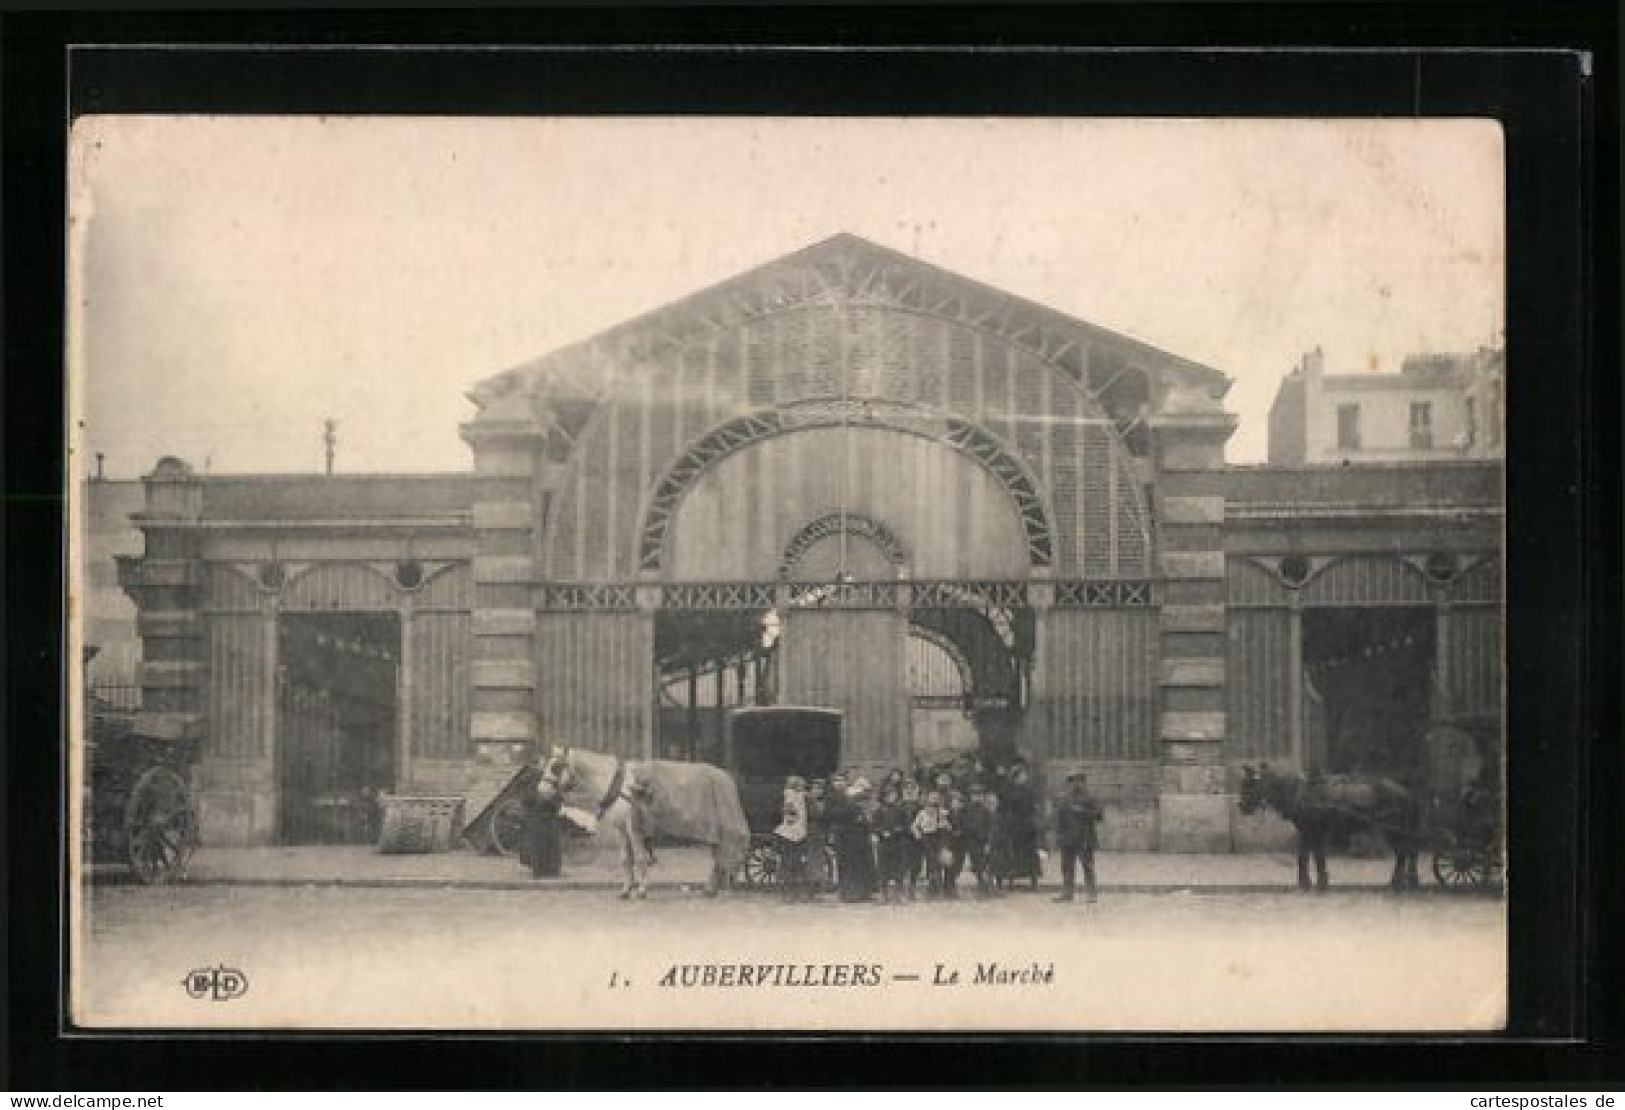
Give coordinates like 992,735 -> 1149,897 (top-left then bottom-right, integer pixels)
1160,604 -> 1227,632
1160,551 -> 1226,580
473,608 -> 536,637
1161,738 -> 1226,765
472,556 -> 534,585
1157,793 -> 1233,852
470,659 -> 536,690
471,710 -> 537,743
1158,495 -> 1226,525
1158,439 -> 1227,473
1097,803 -> 1159,852
1159,762 -> 1230,794
196,786 -> 277,846
472,446 -> 537,478
471,500 -> 534,531
1159,657 -> 1225,687
1160,710 -> 1226,743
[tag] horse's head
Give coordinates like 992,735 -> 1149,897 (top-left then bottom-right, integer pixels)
1237,764 -> 1266,815
539,745 -> 579,795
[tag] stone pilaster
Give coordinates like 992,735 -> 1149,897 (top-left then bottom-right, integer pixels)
116,458 -> 205,742
459,417 -> 547,759
1150,412 -> 1237,852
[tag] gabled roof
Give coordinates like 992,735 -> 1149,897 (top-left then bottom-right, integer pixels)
467,233 -> 1230,419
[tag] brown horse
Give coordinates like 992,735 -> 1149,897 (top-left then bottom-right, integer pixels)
539,745 -> 750,899
1238,764 -> 1423,891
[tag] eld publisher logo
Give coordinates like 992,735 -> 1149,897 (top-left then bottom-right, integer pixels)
182,965 -> 248,1002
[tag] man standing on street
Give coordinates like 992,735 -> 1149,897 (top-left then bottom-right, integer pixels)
1053,771 -> 1104,903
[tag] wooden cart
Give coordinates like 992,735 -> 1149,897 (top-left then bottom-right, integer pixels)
84,700 -> 200,884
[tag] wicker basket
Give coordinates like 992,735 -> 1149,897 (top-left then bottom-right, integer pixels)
376,794 -> 465,854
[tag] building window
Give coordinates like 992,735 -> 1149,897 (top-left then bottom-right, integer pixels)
1336,404 -> 1361,450
1409,401 -> 1433,449
1464,397 -> 1477,447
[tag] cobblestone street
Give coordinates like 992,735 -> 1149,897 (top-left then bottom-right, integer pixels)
75,881 -> 1505,1032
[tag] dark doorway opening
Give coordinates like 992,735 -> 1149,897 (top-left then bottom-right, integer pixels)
277,612 -> 399,844
906,607 -> 1027,764
654,610 -> 765,764
1302,607 -> 1434,782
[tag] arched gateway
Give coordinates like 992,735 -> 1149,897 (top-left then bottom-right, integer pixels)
459,234 -> 1240,849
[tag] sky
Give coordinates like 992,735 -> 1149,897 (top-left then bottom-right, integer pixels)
70,116 -> 1504,475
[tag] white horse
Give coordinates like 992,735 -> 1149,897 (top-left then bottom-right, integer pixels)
538,745 -> 751,899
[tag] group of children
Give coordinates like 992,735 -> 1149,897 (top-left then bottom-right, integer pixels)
773,756 -> 1047,903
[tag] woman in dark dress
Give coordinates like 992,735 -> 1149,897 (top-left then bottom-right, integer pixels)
872,785 -> 910,902
827,779 -> 877,902
520,777 -> 565,879
998,763 -> 1042,890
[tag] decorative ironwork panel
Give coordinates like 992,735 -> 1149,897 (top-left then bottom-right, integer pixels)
638,405 -> 1056,575
909,580 -> 1029,609
525,248 -> 1167,583
786,580 -> 899,610
778,513 -> 908,578
779,396 -> 946,437
943,419 -> 1055,567
638,411 -> 786,571
539,584 -> 637,611
662,582 -> 777,610
1054,580 -> 1153,608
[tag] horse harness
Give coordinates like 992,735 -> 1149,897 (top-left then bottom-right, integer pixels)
547,747 -> 636,821
1278,773 -> 1414,836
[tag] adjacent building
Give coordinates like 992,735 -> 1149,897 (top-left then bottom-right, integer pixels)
1268,346 -> 1505,465
98,235 -> 1504,853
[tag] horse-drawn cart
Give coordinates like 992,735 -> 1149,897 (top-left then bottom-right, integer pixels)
1421,716 -> 1503,889
83,696 -> 201,884
1239,714 -> 1503,891
726,706 -> 842,889
1425,788 -> 1502,888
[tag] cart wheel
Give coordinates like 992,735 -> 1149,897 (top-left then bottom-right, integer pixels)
1432,847 -> 1490,889
124,766 -> 197,884
741,840 -> 781,888
488,799 -> 528,857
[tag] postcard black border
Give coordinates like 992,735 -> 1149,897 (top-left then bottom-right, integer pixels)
5,7 -> 1619,1090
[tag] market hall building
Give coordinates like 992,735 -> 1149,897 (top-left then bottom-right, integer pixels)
111,235 -> 1503,852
